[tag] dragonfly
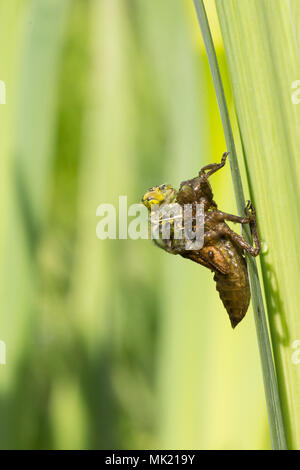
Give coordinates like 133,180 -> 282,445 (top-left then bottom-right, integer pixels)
142,152 -> 260,328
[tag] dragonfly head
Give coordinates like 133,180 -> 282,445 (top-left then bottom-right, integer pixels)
142,184 -> 176,210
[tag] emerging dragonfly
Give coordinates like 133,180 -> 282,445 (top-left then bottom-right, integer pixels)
142,152 -> 260,328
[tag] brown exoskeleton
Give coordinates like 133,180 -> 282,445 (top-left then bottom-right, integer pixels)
142,152 -> 260,328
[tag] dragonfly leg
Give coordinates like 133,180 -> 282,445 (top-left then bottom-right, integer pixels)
199,152 -> 229,178
203,229 -> 222,244
211,201 -> 260,256
244,200 -> 261,256
213,209 -> 251,224
221,224 -> 260,257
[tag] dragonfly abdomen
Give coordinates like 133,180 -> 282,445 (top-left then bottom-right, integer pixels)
214,262 -> 250,328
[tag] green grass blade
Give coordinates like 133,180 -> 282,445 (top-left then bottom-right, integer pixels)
192,0 -> 287,449
216,0 -> 300,449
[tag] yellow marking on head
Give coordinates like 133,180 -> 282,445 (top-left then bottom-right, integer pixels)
142,187 -> 164,208
142,184 -> 175,210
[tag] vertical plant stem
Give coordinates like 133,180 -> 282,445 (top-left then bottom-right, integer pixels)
192,0 -> 287,450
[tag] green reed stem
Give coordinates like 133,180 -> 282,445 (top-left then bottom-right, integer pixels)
192,0 -> 287,450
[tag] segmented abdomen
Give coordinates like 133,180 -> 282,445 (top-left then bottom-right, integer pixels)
214,247 -> 250,328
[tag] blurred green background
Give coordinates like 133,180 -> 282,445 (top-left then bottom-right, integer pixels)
0,0 -> 270,449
